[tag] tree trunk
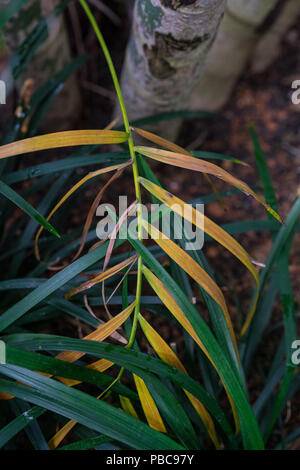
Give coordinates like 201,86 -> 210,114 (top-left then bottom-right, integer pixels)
251,0 -> 300,74
118,0 -> 226,139
2,0 -> 81,130
190,0 -> 283,111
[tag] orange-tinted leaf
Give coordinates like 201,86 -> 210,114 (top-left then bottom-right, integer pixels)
141,219 -> 239,360
133,127 -> 247,165
59,359 -> 114,387
48,420 -> 76,449
65,255 -> 137,300
142,265 -> 240,432
49,358 -> 115,448
133,127 -> 191,156
2,305 -> 132,402
133,127 -> 227,210
55,302 -> 136,364
49,168 -> 125,269
142,265 -> 209,358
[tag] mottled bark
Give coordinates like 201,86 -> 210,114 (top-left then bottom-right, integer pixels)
118,0 -> 226,138
2,0 -> 81,130
251,0 -> 300,74
190,0 -> 283,111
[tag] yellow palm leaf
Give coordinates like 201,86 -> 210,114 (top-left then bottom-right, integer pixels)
141,219 -> 239,360
133,374 -> 166,433
55,302 -> 135,364
5,304 -> 134,447
136,147 -> 282,223
142,266 -> 209,358
139,178 -> 260,336
0,129 -> 128,160
65,255 -> 137,300
133,127 -> 192,156
133,127 -> 228,209
34,161 -> 131,260
60,358 -> 115,387
1,309 -> 130,400
138,313 -> 219,448
48,306 -> 134,448
49,359 -> 114,448
120,395 -> 139,420
50,362 -> 164,448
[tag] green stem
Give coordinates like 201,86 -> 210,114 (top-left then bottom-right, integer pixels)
78,0 -> 143,351
127,256 -> 143,348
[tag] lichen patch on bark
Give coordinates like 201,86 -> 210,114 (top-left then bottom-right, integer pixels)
119,0 -> 226,138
